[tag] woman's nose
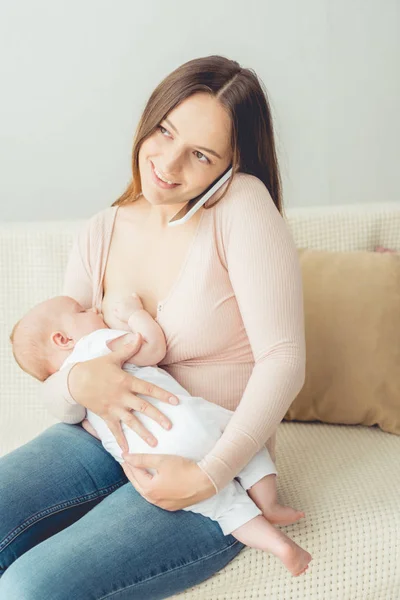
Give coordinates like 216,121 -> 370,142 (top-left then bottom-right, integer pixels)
163,152 -> 183,175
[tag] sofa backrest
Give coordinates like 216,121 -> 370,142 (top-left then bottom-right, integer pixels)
1,202 -> 400,455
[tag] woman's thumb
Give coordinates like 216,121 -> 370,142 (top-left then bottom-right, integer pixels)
108,333 -> 142,363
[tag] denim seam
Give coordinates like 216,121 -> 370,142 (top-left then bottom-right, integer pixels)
0,479 -> 126,553
99,539 -> 243,599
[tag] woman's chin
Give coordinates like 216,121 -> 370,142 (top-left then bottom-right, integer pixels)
140,182 -> 166,204
141,186 -> 183,208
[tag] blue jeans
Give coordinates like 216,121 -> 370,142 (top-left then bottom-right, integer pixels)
0,423 -> 244,599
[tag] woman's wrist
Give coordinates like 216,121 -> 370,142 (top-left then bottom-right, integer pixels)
195,461 -> 218,495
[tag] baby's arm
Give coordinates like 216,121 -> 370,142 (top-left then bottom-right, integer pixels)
107,294 -> 167,367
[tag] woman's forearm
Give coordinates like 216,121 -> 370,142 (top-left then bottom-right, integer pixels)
197,351 -> 306,493
40,363 -> 86,424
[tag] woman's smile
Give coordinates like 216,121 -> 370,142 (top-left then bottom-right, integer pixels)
150,161 -> 180,190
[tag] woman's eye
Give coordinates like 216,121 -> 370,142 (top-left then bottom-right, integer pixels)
158,125 -> 170,137
157,125 -> 210,164
194,150 -> 209,164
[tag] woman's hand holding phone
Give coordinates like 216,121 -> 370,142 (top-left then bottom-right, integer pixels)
68,334 -> 179,453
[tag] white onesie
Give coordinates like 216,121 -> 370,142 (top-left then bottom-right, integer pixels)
61,329 -> 278,535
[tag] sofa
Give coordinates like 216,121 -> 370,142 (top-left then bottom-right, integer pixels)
1,202 -> 399,599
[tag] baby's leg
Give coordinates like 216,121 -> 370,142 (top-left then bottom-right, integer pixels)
247,475 -> 305,526
185,478 -> 311,577
235,448 -> 305,526
231,515 -> 312,577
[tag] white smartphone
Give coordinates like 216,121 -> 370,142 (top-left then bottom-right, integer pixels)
167,165 -> 233,227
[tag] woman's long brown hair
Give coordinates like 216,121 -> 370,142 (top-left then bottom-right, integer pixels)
112,55 -> 283,216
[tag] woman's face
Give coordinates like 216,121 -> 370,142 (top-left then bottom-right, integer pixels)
138,93 -> 233,208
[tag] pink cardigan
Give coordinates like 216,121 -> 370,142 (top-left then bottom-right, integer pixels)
41,173 -> 306,492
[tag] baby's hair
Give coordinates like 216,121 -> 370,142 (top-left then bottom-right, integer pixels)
10,316 -> 52,382
9,319 -> 21,345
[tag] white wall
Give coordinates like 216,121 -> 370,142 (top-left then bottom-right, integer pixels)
0,0 -> 398,221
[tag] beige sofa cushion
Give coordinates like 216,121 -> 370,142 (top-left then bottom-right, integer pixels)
284,249 -> 400,435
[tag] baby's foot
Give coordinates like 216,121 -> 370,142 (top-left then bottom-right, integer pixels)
277,538 -> 312,577
263,503 -> 305,526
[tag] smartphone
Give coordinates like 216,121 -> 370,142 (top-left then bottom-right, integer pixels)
167,165 -> 233,227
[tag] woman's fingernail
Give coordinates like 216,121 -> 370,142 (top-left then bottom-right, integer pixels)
169,397 -> 179,405
147,437 -> 157,446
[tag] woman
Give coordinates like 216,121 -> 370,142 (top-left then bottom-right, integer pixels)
0,55 -> 306,598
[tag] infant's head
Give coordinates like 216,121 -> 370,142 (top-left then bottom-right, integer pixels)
10,296 -> 107,381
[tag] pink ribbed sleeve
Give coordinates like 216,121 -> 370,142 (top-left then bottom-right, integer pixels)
197,176 -> 306,491
39,218 -> 94,423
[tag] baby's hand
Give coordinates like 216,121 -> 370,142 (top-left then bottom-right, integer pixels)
113,293 -> 144,324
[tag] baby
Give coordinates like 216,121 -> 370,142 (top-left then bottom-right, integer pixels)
10,294 -> 312,577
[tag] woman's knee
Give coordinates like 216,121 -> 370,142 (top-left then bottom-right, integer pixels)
0,560 -> 34,599
0,423 -> 126,574
0,552 -> 66,600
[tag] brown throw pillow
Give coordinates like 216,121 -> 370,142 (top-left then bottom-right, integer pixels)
284,248 -> 400,435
